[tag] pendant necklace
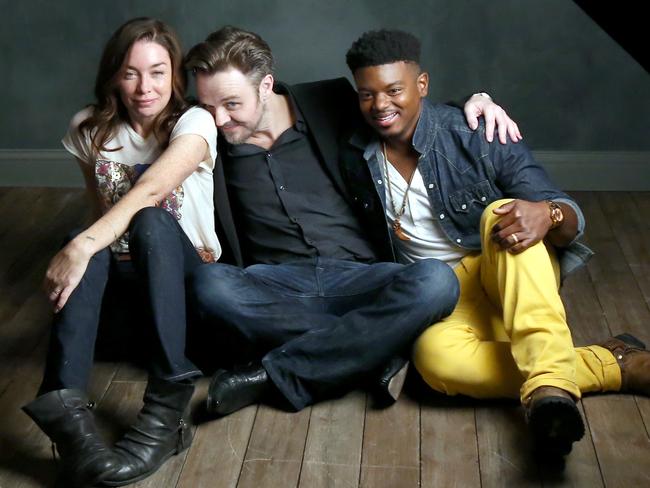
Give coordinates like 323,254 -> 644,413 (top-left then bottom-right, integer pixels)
382,142 -> 414,241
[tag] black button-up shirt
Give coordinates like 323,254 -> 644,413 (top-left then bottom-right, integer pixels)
224,83 -> 376,265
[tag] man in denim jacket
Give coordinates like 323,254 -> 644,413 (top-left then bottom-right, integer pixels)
341,29 -> 650,457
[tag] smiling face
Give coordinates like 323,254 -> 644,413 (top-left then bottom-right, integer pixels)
116,40 -> 173,134
353,61 -> 428,144
195,68 -> 271,145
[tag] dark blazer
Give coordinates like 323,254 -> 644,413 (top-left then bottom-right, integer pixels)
211,77 -> 388,266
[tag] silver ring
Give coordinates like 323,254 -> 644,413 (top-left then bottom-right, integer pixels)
510,233 -> 519,244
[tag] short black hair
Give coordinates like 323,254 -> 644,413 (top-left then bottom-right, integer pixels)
346,29 -> 421,73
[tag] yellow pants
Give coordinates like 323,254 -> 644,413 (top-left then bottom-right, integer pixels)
413,200 -> 621,403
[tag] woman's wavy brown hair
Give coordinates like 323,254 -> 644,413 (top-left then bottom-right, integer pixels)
79,17 -> 188,155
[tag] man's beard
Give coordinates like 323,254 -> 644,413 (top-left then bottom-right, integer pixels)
221,124 -> 254,145
221,102 -> 266,145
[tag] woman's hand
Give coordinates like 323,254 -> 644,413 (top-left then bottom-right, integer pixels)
43,237 -> 94,313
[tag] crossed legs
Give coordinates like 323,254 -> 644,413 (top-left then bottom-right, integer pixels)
192,257 -> 459,411
413,200 -> 621,402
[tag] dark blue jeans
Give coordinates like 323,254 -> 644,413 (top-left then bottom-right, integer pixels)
39,207 -> 204,394
191,257 -> 459,410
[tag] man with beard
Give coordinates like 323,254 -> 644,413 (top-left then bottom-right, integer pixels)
184,26 -> 521,415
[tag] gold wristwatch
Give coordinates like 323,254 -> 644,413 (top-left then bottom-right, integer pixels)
547,201 -> 564,229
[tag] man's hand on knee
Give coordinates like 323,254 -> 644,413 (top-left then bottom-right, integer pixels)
489,199 -> 552,254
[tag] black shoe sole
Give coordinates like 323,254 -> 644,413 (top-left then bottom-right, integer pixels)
58,462 -> 119,488
528,396 -> 585,457
99,435 -> 193,487
72,460 -> 121,488
375,361 -> 410,406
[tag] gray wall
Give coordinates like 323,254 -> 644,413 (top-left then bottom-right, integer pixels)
1,0 -> 649,187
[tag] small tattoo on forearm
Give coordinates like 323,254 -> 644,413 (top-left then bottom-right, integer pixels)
85,235 -> 96,241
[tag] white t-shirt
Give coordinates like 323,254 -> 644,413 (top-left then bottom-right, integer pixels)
380,152 -> 469,268
62,106 -> 221,262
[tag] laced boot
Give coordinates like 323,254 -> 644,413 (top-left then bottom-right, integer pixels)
524,386 -> 585,457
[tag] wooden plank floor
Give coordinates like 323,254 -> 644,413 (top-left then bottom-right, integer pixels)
1,188 -> 649,488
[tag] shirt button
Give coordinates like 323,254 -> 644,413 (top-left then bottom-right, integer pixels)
481,196 -> 487,202
378,179 -> 383,185
279,185 -> 285,191
461,204 -> 467,210
428,184 -> 434,189
456,238 -> 462,244
439,213 -> 445,219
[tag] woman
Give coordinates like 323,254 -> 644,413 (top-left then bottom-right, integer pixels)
22,18 -> 218,487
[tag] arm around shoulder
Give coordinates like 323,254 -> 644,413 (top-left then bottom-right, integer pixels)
461,92 -> 523,144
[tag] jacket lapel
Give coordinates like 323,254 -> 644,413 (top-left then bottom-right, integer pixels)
212,138 -> 243,266
289,78 -> 360,200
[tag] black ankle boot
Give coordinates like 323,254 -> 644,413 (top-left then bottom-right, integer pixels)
206,364 -> 273,416
22,389 -> 119,487
375,357 -> 410,406
102,377 -> 194,486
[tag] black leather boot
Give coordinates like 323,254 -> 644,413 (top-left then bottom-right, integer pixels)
22,389 -> 119,487
375,357 -> 410,406
102,377 -> 194,486
206,364 -> 273,416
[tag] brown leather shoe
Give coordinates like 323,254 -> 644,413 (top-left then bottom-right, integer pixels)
600,333 -> 650,395
524,386 -> 585,457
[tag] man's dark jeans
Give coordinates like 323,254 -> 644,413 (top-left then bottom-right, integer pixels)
39,207 -> 203,394
191,257 -> 459,410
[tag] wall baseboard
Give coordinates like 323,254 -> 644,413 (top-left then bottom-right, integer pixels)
0,150 -> 84,187
0,149 -> 649,191
533,151 -> 650,191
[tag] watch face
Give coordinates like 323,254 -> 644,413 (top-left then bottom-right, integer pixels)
549,202 -> 564,227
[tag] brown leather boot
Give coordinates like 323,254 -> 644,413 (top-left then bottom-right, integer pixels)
524,386 -> 585,457
600,333 -> 650,396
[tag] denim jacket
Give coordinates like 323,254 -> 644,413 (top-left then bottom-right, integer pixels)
341,99 -> 593,280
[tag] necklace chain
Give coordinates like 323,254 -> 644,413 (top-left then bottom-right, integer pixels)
382,142 -> 414,241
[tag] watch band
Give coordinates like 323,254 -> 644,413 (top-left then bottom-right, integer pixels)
471,92 -> 492,100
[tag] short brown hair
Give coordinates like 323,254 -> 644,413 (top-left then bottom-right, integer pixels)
185,26 -> 274,86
